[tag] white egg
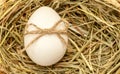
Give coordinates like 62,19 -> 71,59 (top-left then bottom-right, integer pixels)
24,6 -> 68,66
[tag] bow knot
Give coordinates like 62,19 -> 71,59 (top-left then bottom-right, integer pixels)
22,19 -> 69,52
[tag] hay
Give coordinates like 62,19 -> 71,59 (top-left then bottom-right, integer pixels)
0,0 -> 120,74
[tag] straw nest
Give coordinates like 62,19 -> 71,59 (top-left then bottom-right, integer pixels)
0,0 -> 120,74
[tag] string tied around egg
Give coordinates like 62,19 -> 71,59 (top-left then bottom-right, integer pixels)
21,19 -> 69,53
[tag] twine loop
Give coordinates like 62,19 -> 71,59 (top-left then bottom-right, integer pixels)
22,19 -> 69,52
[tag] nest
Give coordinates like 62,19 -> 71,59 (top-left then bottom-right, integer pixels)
0,0 -> 120,74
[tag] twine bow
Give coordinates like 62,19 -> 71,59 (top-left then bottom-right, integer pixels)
22,19 -> 69,52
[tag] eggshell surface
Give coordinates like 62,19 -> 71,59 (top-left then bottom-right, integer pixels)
24,6 -> 68,66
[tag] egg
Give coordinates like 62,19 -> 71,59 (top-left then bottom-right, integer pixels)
24,6 -> 68,66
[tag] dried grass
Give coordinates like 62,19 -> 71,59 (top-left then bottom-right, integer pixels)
0,0 -> 120,74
